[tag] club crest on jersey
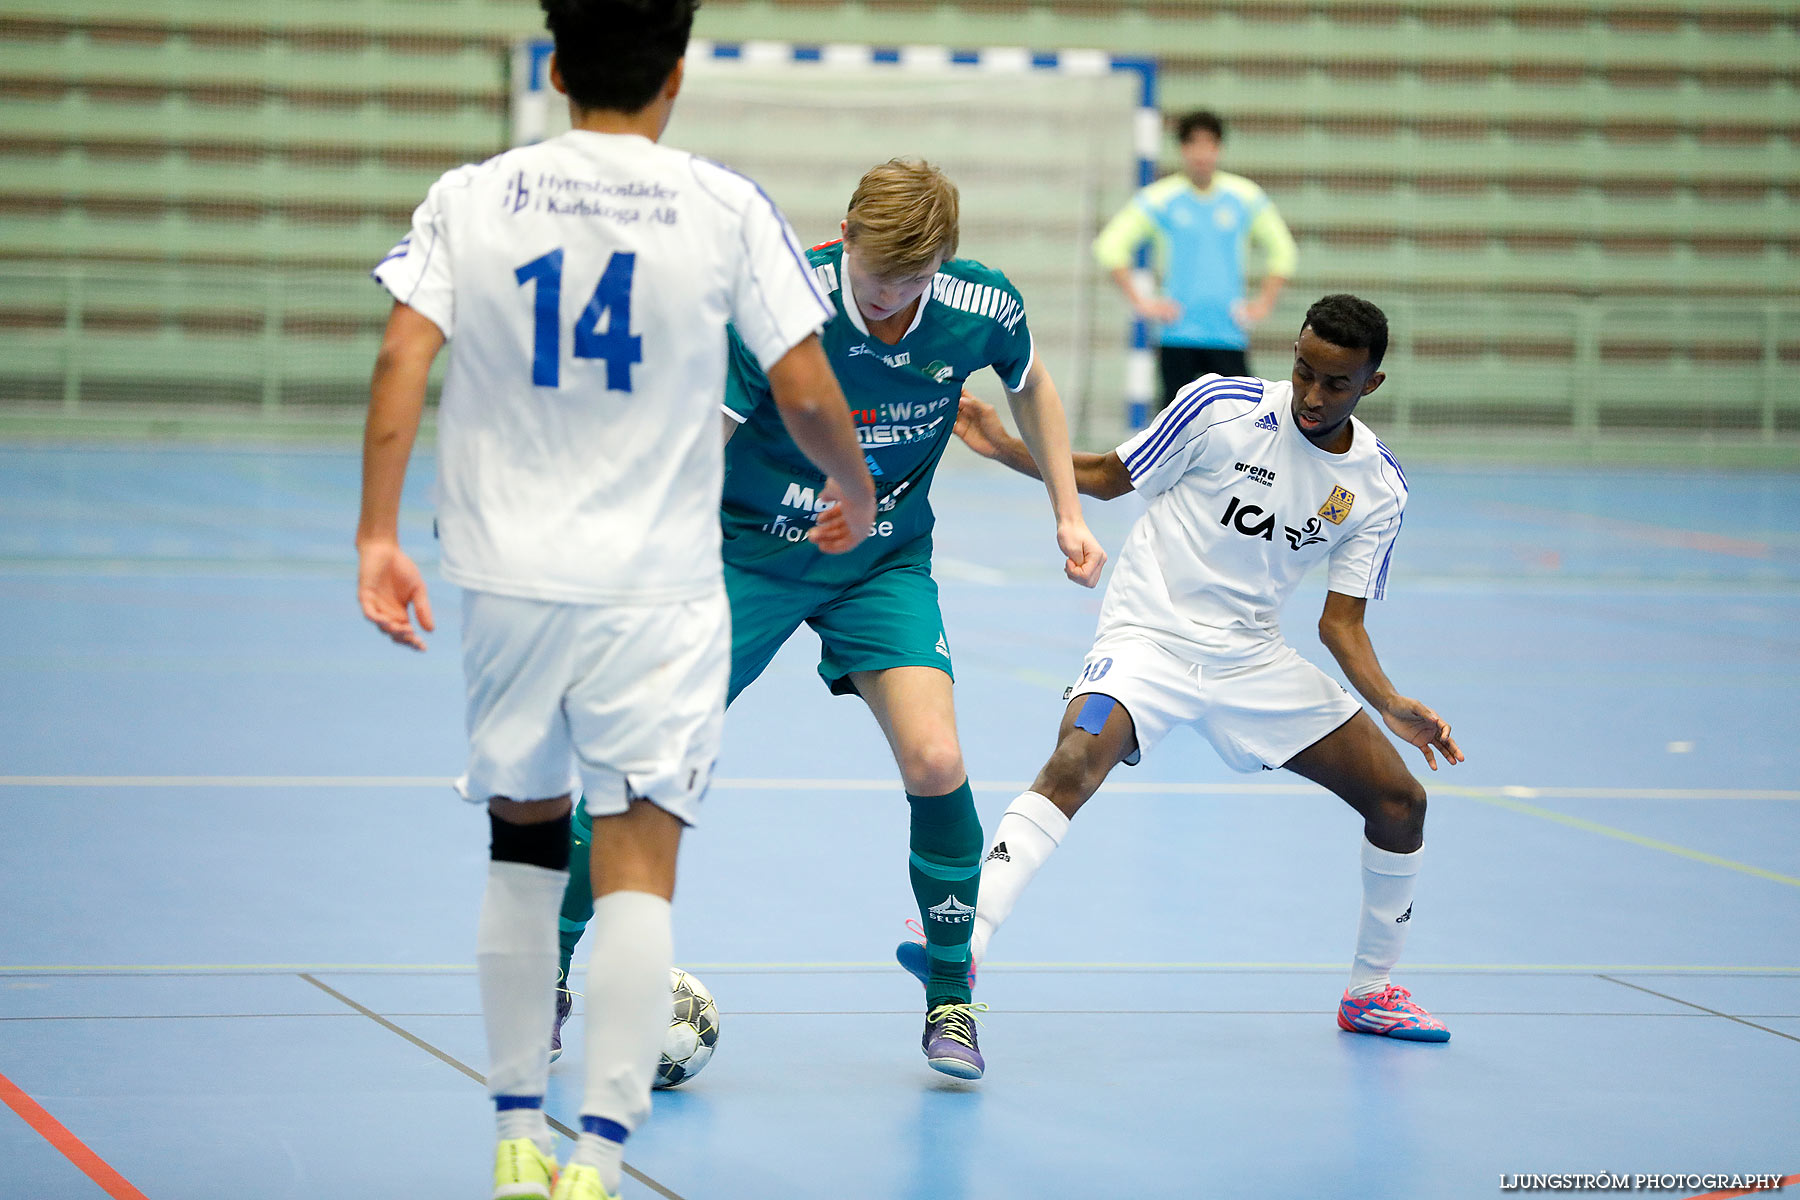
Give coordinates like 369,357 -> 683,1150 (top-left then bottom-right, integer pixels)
921,360 -> 955,384
1319,485 -> 1355,525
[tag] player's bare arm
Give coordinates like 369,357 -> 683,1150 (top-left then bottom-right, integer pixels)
1000,360 -> 1107,587
1107,265 -> 1180,324
765,332 -> 877,553
356,301 -> 443,651
1234,274 -> 1289,329
1317,590 -> 1463,771
955,393 -> 1134,501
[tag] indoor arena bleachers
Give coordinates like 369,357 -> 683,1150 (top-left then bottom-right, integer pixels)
1,0 -> 1794,458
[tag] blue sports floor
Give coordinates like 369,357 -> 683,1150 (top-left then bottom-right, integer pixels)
1,443 -> 1796,1199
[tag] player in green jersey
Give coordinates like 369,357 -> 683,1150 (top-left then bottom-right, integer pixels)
553,159 -> 1105,1080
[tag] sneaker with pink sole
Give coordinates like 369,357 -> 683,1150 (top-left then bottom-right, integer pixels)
1337,984 -> 1451,1042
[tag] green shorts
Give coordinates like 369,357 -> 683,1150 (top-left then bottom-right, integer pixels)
725,557 -> 954,703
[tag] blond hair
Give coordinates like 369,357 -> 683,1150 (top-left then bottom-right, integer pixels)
843,158 -> 960,276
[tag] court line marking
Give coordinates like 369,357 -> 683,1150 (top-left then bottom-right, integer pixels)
17,775 -> 1793,894
0,1067 -> 151,1200
1457,792 -> 1800,888
4,775 -> 1798,802
5,962 -> 1798,976
5,1010 -> 1794,1022
299,974 -> 685,1200
1597,975 -> 1800,1045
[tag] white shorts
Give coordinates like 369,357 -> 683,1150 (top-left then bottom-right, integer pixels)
456,586 -> 729,826
1066,635 -> 1361,774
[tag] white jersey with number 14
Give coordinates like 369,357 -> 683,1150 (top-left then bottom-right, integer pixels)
373,129 -> 832,606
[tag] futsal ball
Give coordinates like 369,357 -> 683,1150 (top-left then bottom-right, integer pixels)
654,968 -> 719,1089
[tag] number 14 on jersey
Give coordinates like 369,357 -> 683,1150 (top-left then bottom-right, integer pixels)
515,248 -> 642,393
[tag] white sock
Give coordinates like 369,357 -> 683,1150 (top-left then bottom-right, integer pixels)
574,890 -> 673,1193
970,791 -> 1070,967
570,1130 -> 626,1190
496,1104 -> 550,1154
477,860 -> 567,1156
1348,838 -> 1422,998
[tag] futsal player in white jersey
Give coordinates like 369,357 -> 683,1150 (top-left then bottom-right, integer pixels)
356,3 -> 876,1197
940,294 -> 1464,1040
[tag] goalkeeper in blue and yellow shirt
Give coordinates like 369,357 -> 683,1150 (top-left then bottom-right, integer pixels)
1096,109 -> 1299,412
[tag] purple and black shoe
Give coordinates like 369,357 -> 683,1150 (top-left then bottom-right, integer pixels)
922,1002 -> 987,1080
549,986 -> 574,1063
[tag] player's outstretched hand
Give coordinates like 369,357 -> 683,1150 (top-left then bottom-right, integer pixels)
808,477 -> 876,556
1137,296 -> 1182,324
954,392 -> 1013,460
1058,518 -> 1107,588
357,538 -> 434,651
1231,296 -> 1277,331
1381,697 -> 1463,771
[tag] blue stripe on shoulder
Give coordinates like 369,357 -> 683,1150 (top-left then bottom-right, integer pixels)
1125,377 -> 1264,476
1374,438 -> 1408,491
1124,380 -> 1262,475
1127,375 -> 1249,467
689,155 -> 833,322
1373,512 -> 1404,599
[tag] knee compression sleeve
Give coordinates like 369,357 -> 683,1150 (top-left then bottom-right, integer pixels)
490,811 -> 573,872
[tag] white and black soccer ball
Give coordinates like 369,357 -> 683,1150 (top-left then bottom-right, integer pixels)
654,968 -> 719,1089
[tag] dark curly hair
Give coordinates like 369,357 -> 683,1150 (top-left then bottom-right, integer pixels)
540,0 -> 698,113
1302,294 -> 1389,370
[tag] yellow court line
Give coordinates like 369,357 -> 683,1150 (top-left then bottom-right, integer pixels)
1447,788 -> 1800,888
5,778 -> 1794,884
0,963 -> 475,973
3,961 -> 1797,975
0,775 -> 453,788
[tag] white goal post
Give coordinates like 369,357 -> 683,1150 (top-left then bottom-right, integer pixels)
511,39 -> 1162,439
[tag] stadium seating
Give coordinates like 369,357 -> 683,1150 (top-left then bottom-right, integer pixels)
1,0 -> 1793,452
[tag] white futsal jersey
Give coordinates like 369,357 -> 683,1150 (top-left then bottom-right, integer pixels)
373,129 -> 832,605
1100,373 -> 1408,665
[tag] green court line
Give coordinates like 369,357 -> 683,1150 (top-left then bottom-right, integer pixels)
1446,787 -> 1800,888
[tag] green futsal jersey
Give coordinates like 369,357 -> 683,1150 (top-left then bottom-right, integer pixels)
721,239 -> 1035,584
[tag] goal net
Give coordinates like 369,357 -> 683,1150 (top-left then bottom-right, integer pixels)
513,40 -> 1146,443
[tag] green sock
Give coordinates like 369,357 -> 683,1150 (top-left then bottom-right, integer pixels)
907,780 -> 983,1009
557,803 -> 595,986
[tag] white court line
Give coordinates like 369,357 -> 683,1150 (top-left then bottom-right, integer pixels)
3,961 -> 1798,975
1,775 -> 1797,801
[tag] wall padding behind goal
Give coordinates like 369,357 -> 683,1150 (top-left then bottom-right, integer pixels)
1,0 -> 1793,460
